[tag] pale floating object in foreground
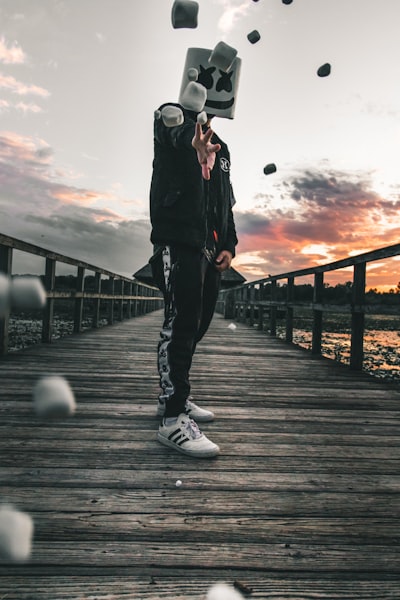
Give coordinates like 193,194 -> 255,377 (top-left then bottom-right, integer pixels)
161,105 -> 184,127
175,479 -> 183,487
0,506 -> 34,562
187,67 -> 198,81
197,111 -> 207,125
228,323 -> 237,331
209,41 -> 238,73
263,163 -> 277,175
206,583 -> 245,600
247,30 -> 261,44
10,276 -> 47,311
180,81 -> 207,112
0,272 -> 10,318
171,0 -> 199,29
317,62 -> 331,77
33,375 -> 76,419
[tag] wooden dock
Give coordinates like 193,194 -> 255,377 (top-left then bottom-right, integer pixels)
0,310 -> 399,599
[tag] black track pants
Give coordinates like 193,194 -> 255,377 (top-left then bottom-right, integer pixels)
150,245 -> 221,417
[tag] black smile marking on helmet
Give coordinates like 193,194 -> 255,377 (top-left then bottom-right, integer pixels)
205,97 -> 235,109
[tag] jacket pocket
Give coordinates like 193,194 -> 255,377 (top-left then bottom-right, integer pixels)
162,190 -> 182,207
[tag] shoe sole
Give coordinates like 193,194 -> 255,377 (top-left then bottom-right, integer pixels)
156,407 -> 215,422
157,433 -> 220,458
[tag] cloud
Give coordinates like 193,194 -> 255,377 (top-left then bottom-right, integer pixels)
0,132 -> 152,277
0,36 -> 26,64
0,73 -> 50,97
216,0 -> 251,36
15,101 -> 43,114
234,168 -> 400,286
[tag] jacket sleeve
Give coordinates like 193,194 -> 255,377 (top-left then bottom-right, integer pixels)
154,104 -> 195,150
225,193 -> 238,257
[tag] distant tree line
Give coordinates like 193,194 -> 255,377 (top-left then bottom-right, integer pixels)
266,281 -> 400,306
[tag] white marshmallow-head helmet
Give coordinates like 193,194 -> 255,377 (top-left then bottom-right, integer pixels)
179,47 -> 241,119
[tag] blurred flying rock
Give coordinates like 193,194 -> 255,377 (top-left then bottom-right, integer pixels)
0,506 -> 33,562
247,30 -> 261,44
161,105 -> 184,127
10,276 -> 47,311
197,111 -> 208,125
206,583 -> 244,600
180,81 -> 207,112
33,375 -> 76,419
228,323 -> 237,331
263,163 -> 277,175
171,0 -> 199,29
0,273 -> 10,318
209,41 -> 238,72
317,62 -> 331,77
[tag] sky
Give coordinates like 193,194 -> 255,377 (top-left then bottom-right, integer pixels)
0,0 -> 400,290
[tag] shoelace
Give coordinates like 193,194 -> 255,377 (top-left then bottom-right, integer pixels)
184,417 -> 202,440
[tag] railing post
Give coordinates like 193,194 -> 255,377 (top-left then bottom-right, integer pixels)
224,290 -> 235,319
74,266 -> 85,333
0,244 -> 12,356
350,262 -> 366,370
42,257 -> 56,343
257,283 -> 266,330
270,280 -> 277,336
132,282 -> 138,317
118,280 -> 124,321
285,277 -> 294,343
249,285 -> 255,326
92,272 -> 101,328
108,276 -> 115,325
312,272 -> 324,355
126,281 -> 133,319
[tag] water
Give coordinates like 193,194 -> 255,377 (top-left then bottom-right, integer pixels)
275,313 -> 400,383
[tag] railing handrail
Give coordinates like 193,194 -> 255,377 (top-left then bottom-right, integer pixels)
0,232 -> 163,355
237,242 -> 400,287
217,242 -> 400,373
0,232 -> 136,283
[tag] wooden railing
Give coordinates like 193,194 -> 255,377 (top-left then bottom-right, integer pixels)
216,243 -> 400,371
0,233 -> 163,355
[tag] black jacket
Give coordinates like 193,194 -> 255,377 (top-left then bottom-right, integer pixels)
150,103 -> 238,257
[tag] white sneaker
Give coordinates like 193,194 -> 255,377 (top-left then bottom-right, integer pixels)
158,413 -> 220,458
157,396 -> 215,422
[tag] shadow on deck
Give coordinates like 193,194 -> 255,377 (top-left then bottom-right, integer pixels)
0,310 -> 399,599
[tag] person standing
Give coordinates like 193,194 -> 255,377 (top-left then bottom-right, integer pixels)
149,47 -> 241,458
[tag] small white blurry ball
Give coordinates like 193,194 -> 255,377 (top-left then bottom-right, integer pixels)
33,375 -> 76,419
187,67 -> 198,81
161,105 -> 184,128
0,272 -> 10,318
206,583 -> 244,600
10,276 -> 46,311
228,323 -> 237,331
197,111 -> 207,125
0,506 -> 33,562
175,479 -> 182,487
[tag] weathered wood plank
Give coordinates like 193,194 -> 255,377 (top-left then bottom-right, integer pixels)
1,574 -> 399,600
0,310 -> 399,599
0,487 -> 399,518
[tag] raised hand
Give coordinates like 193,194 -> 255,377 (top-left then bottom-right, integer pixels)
192,122 -> 221,180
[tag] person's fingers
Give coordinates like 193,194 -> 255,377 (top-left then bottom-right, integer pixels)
192,122 -> 202,146
203,128 -> 213,143
208,143 -> 221,153
201,163 -> 211,180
